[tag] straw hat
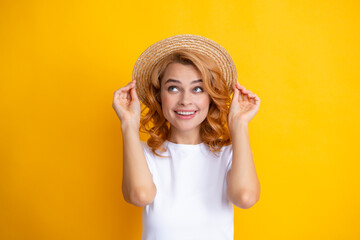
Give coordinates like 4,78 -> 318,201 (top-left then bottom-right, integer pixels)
132,34 -> 237,107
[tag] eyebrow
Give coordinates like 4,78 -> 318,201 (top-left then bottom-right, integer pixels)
164,79 -> 203,85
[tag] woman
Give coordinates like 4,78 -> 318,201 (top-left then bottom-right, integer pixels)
112,34 -> 261,240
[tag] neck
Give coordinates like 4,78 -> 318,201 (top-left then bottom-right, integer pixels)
167,126 -> 202,145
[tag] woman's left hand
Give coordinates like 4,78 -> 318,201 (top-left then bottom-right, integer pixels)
228,82 -> 261,129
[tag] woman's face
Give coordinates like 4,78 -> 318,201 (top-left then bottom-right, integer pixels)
160,62 -> 211,135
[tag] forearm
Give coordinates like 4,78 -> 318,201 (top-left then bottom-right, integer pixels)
121,122 -> 156,206
228,122 -> 260,207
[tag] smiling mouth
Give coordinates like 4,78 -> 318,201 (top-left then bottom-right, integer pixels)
174,111 -> 197,116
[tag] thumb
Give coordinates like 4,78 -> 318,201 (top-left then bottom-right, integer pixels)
232,85 -> 240,102
130,86 -> 139,102
229,86 -> 240,113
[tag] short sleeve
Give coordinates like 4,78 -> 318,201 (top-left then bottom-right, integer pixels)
223,144 -> 233,186
140,141 -> 154,177
226,157 -> 232,174
224,144 -> 233,174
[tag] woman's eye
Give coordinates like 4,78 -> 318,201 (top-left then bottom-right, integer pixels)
168,86 -> 179,92
193,87 -> 203,93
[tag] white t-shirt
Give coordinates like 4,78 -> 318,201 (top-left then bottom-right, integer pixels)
140,140 -> 234,240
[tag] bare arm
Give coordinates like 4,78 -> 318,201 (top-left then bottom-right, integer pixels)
227,82 -> 261,209
113,80 -> 156,207
121,123 -> 156,207
227,123 -> 260,209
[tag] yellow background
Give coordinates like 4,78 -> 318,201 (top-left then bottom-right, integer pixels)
1,0 -> 359,239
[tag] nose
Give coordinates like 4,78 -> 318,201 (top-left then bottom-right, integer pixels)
178,91 -> 192,106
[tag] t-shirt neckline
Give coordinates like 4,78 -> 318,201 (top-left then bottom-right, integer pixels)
164,140 -> 205,148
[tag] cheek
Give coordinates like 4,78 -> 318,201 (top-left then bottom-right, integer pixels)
200,96 -> 211,108
161,93 -> 175,110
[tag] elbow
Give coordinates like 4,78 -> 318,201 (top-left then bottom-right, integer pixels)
228,189 -> 260,209
128,185 -> 157,207
237,192 -> 259,209
130,191 -> 152,207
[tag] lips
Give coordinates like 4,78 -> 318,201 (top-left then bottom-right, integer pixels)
174,110 -> 197,119
174,110 -> 197,116
175,111 -> 196,116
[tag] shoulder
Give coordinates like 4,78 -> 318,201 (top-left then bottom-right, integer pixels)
218,144 -> 233,169
140,140 -> 149,149
203,143 -> 233,160
220,143 -> 233,156
140,140 -> 167,158
140,140 -> 148,150
140,140 -> 153,156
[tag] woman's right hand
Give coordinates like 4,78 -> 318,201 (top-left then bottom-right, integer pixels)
112,80 -> 141,128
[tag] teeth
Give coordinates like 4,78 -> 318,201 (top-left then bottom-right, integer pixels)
176,111 -> 195,115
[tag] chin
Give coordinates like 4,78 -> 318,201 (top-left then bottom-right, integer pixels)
165,113 -> 206,132
172,122 -> 202,131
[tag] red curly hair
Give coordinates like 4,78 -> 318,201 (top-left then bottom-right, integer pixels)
139,49 -> 233,157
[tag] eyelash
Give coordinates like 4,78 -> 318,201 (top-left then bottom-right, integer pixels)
168,86 -> 203,93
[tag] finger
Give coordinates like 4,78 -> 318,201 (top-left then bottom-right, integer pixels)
239,90 -> 244,102
126,87 -> 134,100
116,85 -> 136,100
250,93 -> 259,100
124,81 -> 136,88
240,88 -> 249,101
241,89 -> 250,101
130,86 -> 139,102
117,81 -> 136,91
243,92 -> 249,102
241,89 -> 252,94
230,88 -> 241,112
232,85 -> 240,102
120,91 -> 131,103
246,90 -> 253,95
236,82 -> 246,90
241,91 -> 249,102
249,94 -> 255,103
250,97 -> 255,104
250,94 -> 260,104
115,87 -> 131,97
233,84 -> 241,102
242,89 -> 257,103
115,90 -> 128,101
